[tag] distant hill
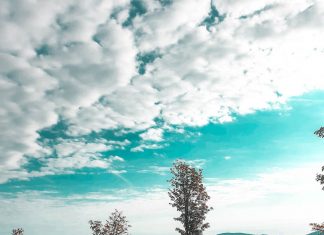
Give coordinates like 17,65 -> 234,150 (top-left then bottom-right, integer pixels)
217,233 -> 254,235
217,232 -> 321,235
307,232 -> 322,235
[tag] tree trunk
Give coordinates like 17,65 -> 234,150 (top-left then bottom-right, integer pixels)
184,193 -> 189,235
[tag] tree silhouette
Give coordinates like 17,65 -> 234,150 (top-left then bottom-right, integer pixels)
168,160 -> 212,235
314,127 -> 324,138
314,127 -> 324,190
12,228 -> 24,235
89,210 -> 131,235
310,222 -> 324,233
310,127 -> 324,233
316,165 -> 324,190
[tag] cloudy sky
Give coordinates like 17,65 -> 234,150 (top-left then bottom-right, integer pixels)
1,0 -> 324,234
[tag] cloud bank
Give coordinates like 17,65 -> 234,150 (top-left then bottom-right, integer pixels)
1,0 -> 324,181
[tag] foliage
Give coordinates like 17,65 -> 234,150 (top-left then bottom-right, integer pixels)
310,128 -> 324,234
314,127 -> 324,190
12,228 -> 24,235
314,127 -> 324,138
89,210 -> 131,235
168,160 -> 212,235
316,166 -> 324,190
310,223 -> 324,233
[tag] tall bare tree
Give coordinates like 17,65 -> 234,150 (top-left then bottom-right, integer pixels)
89,209 -> 131,235
168,160 -> 212,235
310,127 -> 324,233
12,228 -> 24,235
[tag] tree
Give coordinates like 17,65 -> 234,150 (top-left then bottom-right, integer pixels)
168,160 -> 212,235
12,228 -> 24,235
314,127 -> 324,189
315,165 -> 324,190
310,223 -> 324,233
310,127 -> 324,233
314,127 -> 324,190
89,210 -> 131,235
314,127 -> 324,138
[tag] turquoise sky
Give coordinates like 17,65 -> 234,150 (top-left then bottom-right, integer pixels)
1,0 -> 324,235
1,91 -> 323,197
1,91 -> 323,235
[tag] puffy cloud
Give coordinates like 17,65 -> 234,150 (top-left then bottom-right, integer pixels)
0,0 -> 135,180
0,137 -> 127,183
144,0 -> 324,126
132,0 -> 211,51
0,53 -> 58,171
66,79 -> 160,135
139,128 -> 164,141
2,0 -> 324,182
41,140 -> 118,172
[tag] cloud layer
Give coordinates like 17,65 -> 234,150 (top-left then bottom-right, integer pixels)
1,0 -> 324,181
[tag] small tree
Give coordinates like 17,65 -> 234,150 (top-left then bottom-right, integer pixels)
310,127 -> 324,233
89,210 -> 131,235
12,228 -> 24,235
314,127 -> 324,190
168,160 -> 212,235
315,165 -> 324,190
314,127 -> 324,138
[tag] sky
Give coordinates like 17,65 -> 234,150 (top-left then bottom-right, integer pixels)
0,0 -> 324,234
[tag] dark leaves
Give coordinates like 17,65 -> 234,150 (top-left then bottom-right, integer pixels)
310,128 -> 324,233
12,228 -> 24,235
168,160 -> 212,235
310,223 -> 324,233
89,210 -> 131,235
314,127 -> 324,138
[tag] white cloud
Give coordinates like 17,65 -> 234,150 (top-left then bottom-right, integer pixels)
130,143 -> 166,152
0,0 -> 135,180
139,128 -> 164,142
66,82 -> 160,136
0,138 -> 127,183
224,156 -> 232,160
137,166 -> 170,175
109,156 -> 125,162
133,0 -> 211,51
1,0 -> 324,182
185,159 -> 207,168
107,169 -> 127,174
39,140 -> 126,175
0,54 -> 58,170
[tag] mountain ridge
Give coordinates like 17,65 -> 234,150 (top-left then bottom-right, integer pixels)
216,232 -> 320,235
